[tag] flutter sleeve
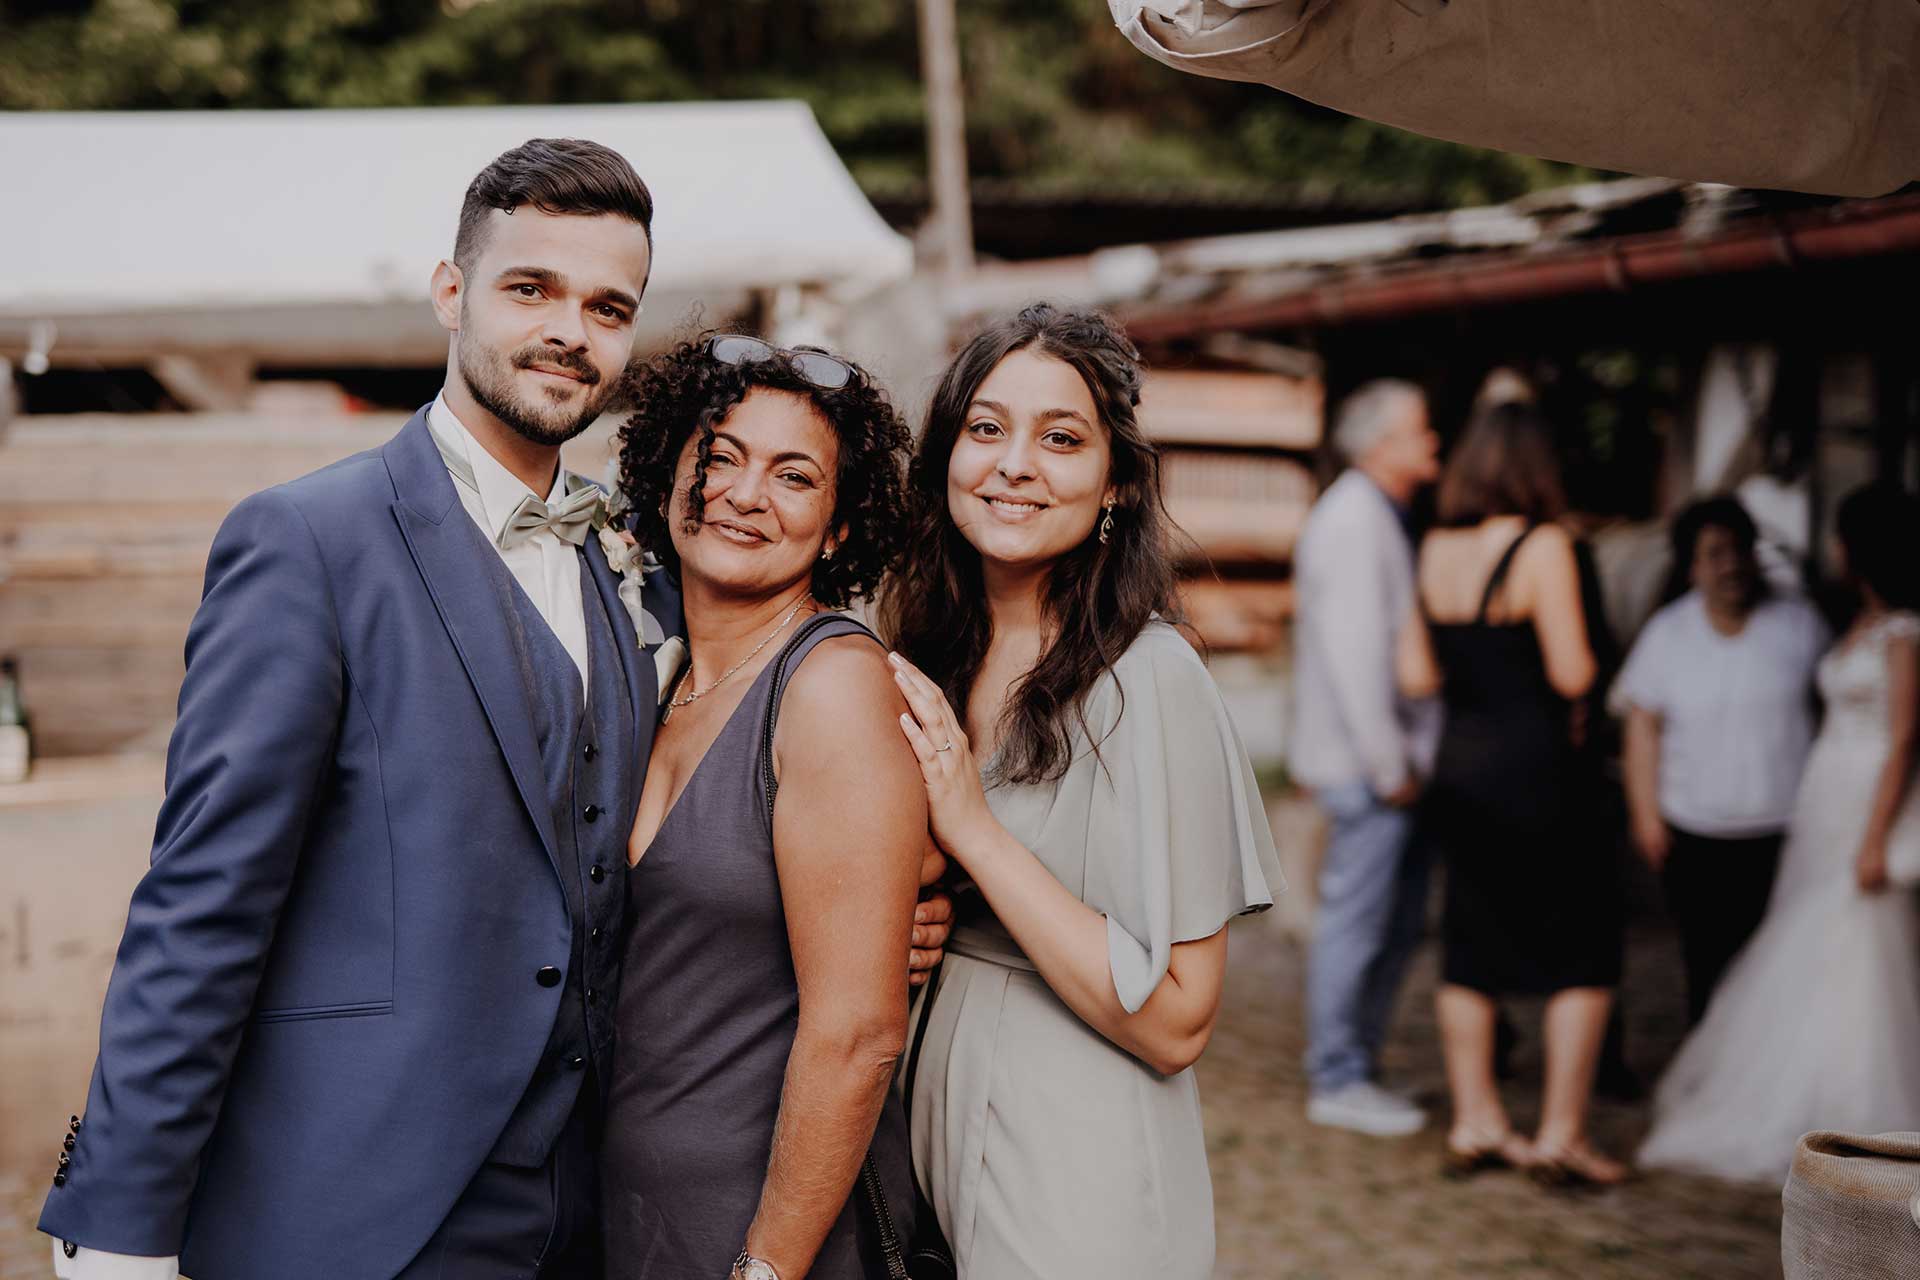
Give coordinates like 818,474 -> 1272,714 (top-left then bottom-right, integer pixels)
1082,624 -> 1285,1014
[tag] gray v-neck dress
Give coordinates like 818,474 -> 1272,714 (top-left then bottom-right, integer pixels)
600,613 -> 912,1277
906,621 -> 1283,1279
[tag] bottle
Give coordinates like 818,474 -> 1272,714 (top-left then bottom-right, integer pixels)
0,655 -> 32,784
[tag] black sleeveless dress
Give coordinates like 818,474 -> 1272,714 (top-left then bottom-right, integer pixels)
600,613 -> 912,1277
1422,528 -> 1624,996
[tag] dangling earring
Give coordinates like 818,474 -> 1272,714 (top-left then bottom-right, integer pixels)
1098,498 -> 1116,546
822,546 -> 835,561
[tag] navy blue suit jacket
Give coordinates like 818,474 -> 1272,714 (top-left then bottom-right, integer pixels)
39,407 -> 679,1278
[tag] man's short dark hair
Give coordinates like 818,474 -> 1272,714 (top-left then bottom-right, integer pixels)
1670,494 -> 1759,569
453,138 -> 655,274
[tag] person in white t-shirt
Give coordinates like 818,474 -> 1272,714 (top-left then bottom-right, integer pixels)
1611,496 -> 1829,1025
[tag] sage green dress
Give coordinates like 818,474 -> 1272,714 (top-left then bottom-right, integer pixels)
907,621 -> 1283,1279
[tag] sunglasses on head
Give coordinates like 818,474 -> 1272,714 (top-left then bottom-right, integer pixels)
706,333 -> 860,392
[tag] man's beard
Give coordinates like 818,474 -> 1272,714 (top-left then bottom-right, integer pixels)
457,332 -> 613,448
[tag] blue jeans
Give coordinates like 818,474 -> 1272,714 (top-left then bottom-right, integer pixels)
1304,782 -> 1430,1093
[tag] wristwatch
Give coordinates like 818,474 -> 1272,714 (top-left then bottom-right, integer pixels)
732,1249 -> 781,1280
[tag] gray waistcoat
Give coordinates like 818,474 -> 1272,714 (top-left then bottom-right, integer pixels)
484,549 -> 635,1166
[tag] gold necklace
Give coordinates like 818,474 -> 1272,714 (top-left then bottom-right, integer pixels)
664,597 -> 811,722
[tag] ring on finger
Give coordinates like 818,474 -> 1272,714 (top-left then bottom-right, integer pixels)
936,740 -> 954,752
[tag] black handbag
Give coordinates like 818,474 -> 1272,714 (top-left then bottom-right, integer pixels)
757,615 -> 955,1280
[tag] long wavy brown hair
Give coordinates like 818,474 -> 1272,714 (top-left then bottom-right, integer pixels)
879,304 -> 1186,785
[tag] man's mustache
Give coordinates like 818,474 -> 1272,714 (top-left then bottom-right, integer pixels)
512,347 -> 601,386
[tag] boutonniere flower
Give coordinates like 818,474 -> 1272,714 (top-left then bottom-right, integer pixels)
596,494 -> 668,651
597,524 -> 643,574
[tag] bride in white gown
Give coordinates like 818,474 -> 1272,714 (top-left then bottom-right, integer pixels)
1639,487 -> 1920,1185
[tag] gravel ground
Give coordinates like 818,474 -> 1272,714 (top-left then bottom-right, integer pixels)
2,791 -> 1783,1279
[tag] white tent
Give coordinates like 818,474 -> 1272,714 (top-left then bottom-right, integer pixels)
1110,0 -> 1920,198
0,102 -> 913,366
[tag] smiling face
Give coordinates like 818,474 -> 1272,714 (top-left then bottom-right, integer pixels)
667,388 -> 843,600
432,205 -> 651,446
945,347 -> 1116,575
1691,523 -> 1760,616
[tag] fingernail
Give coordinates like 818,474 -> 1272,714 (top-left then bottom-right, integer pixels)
887,651 -> 904,666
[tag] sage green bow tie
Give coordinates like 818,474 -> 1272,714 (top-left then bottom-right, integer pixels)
497,486 -> 605,551
427,422 -> 606,551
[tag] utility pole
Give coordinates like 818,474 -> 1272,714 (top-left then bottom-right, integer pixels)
918,0 -> 974,280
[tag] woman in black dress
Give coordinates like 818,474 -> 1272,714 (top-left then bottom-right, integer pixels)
602,335 -> 928,1279
1397,403 -> 1627,1186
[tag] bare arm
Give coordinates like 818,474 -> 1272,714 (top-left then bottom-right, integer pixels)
745,639 -> 925,1278
1857,630 -> 1918,892
1397,605 -> 1441,702
1517,524 -> 1597,700
889,655 -> 1228,1076
931,820 -> 1228,1075
1622,705 -> 1671,869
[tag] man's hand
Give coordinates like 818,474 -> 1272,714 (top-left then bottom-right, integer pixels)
1857,837 -> 1891,894
910,839 -> 954,986
910,891 -> 954,986
1382,778 -> 1422,809
1631,814 -> 1671,871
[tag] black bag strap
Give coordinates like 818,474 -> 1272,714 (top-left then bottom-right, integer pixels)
756,612 -> 909,1280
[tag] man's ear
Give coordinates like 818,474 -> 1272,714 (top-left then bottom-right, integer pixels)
430,259 -> 464,334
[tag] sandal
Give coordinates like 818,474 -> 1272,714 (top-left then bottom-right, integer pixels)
1527,1142 -> 1632,1189
1442,1130 -> 1534,1180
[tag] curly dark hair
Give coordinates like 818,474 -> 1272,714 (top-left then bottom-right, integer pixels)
878,303 -> 1188,786
614,334 -> 912,608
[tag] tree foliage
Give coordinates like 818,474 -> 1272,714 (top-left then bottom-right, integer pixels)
0,0 -> 1589,207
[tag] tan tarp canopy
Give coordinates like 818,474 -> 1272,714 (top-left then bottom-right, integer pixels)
1110,0 -> 1920,197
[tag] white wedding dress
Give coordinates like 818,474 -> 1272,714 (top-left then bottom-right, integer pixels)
1639,610 -> 1920,1184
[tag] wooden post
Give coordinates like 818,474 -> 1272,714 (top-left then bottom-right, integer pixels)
918,0 -> 974,280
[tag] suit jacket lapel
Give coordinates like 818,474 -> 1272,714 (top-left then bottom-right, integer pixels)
384,409 -> 563,874
582,531 -> 656,814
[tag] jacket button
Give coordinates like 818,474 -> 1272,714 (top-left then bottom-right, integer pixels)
536,966 -> 562,988
63,1136 -> 73,1152
583,805 -> 601,823
590,926 -> 601,941
583,743 -> 598,762
53,1172 -> 66,1187
566,1054 -> 586,1070
586,987 -> 598,1005
69,1116 -> 80,1131
589,864 -> 605,883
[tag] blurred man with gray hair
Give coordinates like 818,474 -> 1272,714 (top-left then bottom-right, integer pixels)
1291,378 -> 1443,1135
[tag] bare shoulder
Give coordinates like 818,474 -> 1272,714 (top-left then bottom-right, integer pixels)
1514,521 -> 1579,579
777,631 -> 906,741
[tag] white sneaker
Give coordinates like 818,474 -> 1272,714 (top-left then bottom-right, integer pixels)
1307,1082 -> 1428,1137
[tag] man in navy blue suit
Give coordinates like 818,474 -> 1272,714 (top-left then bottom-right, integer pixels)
39,138 -> 949,1280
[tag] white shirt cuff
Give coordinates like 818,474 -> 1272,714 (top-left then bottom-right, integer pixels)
51,1241 -> 179,1280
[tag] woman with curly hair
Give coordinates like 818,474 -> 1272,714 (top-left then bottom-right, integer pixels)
879,304 -> 1283,1278
599,333 -> 926,1280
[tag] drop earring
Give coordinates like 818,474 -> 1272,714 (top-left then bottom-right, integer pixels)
1098,498 -> 1116,545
